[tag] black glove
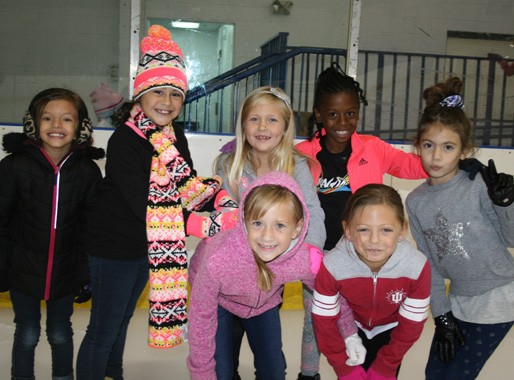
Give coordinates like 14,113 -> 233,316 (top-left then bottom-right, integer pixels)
74,282 -> 92,304
480,159 -> 514,207
0,271 -> 9,292
433,312 -> 465,364
459,158 -> 485,180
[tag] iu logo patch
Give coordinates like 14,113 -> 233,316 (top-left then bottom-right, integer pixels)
386,289 -> 407,304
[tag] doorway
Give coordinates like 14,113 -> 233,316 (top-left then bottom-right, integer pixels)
149,19 -> 235,133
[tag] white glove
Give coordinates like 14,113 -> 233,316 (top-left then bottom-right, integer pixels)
344,333 -> 366,366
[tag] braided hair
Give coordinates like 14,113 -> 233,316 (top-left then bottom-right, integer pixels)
307,62 -> 367,140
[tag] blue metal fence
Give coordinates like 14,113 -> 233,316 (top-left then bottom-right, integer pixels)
178,35 -> 514,147
359,50 -> 514,147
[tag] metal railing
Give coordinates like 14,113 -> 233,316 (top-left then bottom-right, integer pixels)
179,46 -> 348,137
359,50 -> 514,147
178,35 -> 514,147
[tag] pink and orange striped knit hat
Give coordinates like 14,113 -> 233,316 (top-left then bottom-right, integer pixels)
133,25 -> 187,100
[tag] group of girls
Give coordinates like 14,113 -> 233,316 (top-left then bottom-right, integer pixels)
1,24 -> 513,380
305,68 -> 513,380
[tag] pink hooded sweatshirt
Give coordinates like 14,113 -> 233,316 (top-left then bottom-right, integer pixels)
186,171 -> 356,380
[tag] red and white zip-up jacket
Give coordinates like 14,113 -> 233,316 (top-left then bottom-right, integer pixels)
312,237 -> 431,378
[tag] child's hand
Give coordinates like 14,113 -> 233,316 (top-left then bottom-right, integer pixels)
214,190 -> 238,209
366,366 -> 396,380
186,190 -> 239,238
459,158 -> 485,180
433,311 -> 465,364
186,209 -> 238,238
338,366 -> 366,380
214,209 -> 238,232
480,159 -> 514,207
303,243 -> 323,274
344,333 -> 366,366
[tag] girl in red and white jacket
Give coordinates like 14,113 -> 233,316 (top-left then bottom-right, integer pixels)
312,184 -> 431,380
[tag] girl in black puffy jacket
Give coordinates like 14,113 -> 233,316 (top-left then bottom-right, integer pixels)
0,88 -> 104,380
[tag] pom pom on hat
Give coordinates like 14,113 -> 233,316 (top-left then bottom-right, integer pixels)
140,25 -> 173,54
133,25 -> 187,100
89,82 -> 124,119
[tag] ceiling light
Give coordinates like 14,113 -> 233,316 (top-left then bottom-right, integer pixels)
171,21 -> 200,29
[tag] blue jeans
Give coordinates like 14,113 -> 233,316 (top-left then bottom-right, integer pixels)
425,318 -> 514,380
76,256 -> 148,380
10,289 -> 74,380
215,305 -> 286,380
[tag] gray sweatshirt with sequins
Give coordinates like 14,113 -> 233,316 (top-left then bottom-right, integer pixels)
406,170 -> 514,318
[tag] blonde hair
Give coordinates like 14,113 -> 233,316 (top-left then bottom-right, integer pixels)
215,86 -> 305,200
244,184 -> 304,292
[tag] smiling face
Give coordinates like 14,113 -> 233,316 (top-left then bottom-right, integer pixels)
315,92 -> 360,153
38,99 -> 79,162
343,204 -> 407,272
139,88 -> 184,128
245,201 -> 304,263
243,102 -> 286,162
418,123 -> 467,186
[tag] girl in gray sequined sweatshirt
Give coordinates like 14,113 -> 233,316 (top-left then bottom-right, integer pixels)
406,76 -> 514,380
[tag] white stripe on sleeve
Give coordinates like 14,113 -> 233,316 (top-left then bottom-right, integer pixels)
399,296 -> 430,322
312,290 -> 340,317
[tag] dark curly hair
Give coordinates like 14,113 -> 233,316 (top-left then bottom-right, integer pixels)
307,62 -> 368,140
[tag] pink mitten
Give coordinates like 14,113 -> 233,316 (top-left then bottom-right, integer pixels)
186,209 -> 238,238
186,213 -> 209,238
366,366 -> 396,380
186,189 -> 239,238
304,243 -> 323,274
338,366 -> 367,380
214,190 -> 238,209
217,209 -> 238,230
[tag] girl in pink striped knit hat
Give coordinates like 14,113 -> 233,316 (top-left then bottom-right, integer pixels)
76,25 -> 237,379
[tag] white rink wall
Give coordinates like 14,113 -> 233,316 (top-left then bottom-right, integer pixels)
2,123 -> 512,183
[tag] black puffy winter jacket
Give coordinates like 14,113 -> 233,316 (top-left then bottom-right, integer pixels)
0,132 -> 104,300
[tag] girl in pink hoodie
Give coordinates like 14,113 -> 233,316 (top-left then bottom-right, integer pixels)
187,171 -> 361,380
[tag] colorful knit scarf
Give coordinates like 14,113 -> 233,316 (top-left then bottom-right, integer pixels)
129,104 -> 221,348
